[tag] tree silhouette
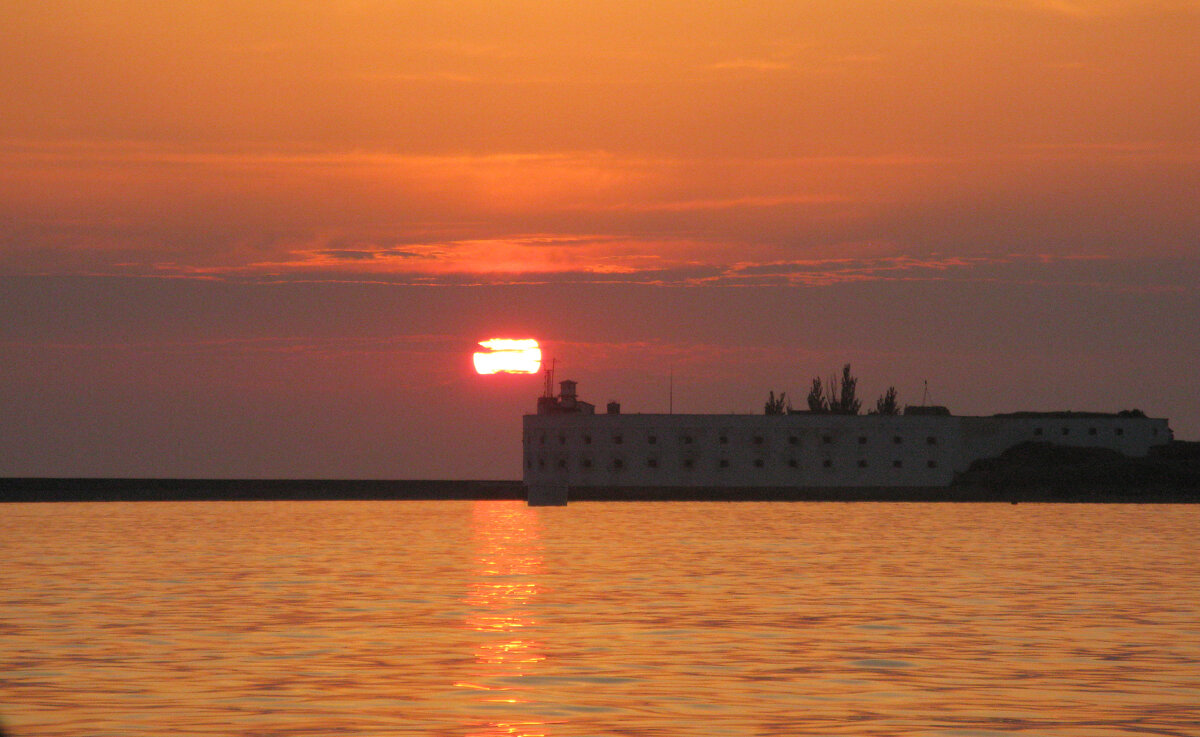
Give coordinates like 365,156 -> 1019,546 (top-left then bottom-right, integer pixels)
764,390 -> 790,415
825,364 -> 861,415
875,386 -> 900,415
807,377 -> 828,413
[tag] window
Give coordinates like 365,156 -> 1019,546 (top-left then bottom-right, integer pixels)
857,459 -> 868,468
719,459 -> 730,468
822,459 -> 833,468
893,460 -> 903,468
926,436 -> 938,445
559,434 -> 566,445
858,436 -> 868,445
754,459 -> 764,468
683,459 -> 694,469
753,435 -> 764,445
648,435 -> 657,444
927,460 -> 938,468
1153,428 -> 1159,436
1034,427 -> 1044,436
557,459 -> 567,469
683,435 -> 693,444
1062,427 -> 1070,436
581,459 -> 592,468
822,435 -> 833,444
647,458 -> 658,468
538,459 -> 545,469
893,436 -> 903,444
613,434 -> 623,444
613,458 -> 624,469
1088,427 -> 1097,436
1116,428 -> 1124,436
525,458 -> 532,469
584,434 -> 592,444
788,459 -> 798,468
788,436 -> 799,445
719,435 -> 729,444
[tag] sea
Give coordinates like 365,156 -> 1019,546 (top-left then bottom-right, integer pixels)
2,500 -> 1198,737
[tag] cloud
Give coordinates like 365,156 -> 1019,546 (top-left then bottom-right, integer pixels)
315,248 -> 439,261
708,58 -> 792,72
1,138 -> 1196,286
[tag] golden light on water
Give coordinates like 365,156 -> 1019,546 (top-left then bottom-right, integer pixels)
473,338 -> 542,375
460,501 -> 554,737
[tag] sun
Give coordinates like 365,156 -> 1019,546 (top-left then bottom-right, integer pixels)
473,338 -> 542,375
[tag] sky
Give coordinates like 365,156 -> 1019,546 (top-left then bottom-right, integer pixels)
2,1 -> 1198,479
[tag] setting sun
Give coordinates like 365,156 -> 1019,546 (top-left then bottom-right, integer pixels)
473,339 -> 542,375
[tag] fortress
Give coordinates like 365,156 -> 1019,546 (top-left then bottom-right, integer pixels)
523,380 -> 1171,504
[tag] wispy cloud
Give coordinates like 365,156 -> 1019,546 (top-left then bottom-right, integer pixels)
2,139 -> 1196,286
708,58 -> 792,72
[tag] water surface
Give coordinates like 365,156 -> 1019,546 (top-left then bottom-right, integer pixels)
3,501 -> 1198,736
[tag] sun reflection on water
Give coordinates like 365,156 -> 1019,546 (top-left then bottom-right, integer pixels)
459,501 -> 556,736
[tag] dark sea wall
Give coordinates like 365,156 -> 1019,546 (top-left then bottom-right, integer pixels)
562,485 -> 1199,503
0,478 -> 525,503
5,441 -> 1198,503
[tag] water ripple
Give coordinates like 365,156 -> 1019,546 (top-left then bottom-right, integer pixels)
2,501 -> 1198,736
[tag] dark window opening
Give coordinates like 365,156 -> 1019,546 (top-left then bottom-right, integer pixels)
581,459 -> 592,468
719,459 -> 730,468
822,459 -> 833,468
719,435 -> 729,444
525,458 -> 532,469
1088,427 -> 1097,436
788,459 -> 798,468
584,434 -> 592,444
822,435 -> 833,444
858,436 -> 867,445
788,436 -> 799,445
857,459 -> 868,468
1116,428 -> 1124,436
1034,427 -> 1044,436
613,435 -> 623,444
893,436 -> 903,444
557,459 -> 566,469
683,459 -> 694,469
926,436 -> 938,445
927,460 -> 938,468
753,436 -> 764,445
683,435 -> 693,444
538,459 -> 545,469
613,459 -> 624,469
754,459 -> 764,468
893,460 -> 902,468
647,458 -> 658,468
648,435 -> 657,444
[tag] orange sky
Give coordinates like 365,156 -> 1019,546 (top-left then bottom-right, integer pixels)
2,2 -> 1197,477
3,1 -> 1197,280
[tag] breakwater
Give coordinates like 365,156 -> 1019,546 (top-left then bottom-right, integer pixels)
0,478 -> 525,503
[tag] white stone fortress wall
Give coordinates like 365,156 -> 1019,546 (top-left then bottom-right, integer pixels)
522,412 -> 1170,489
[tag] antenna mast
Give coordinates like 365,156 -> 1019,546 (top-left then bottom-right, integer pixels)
669,367 -> 674,414
543,358 -> 556,398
